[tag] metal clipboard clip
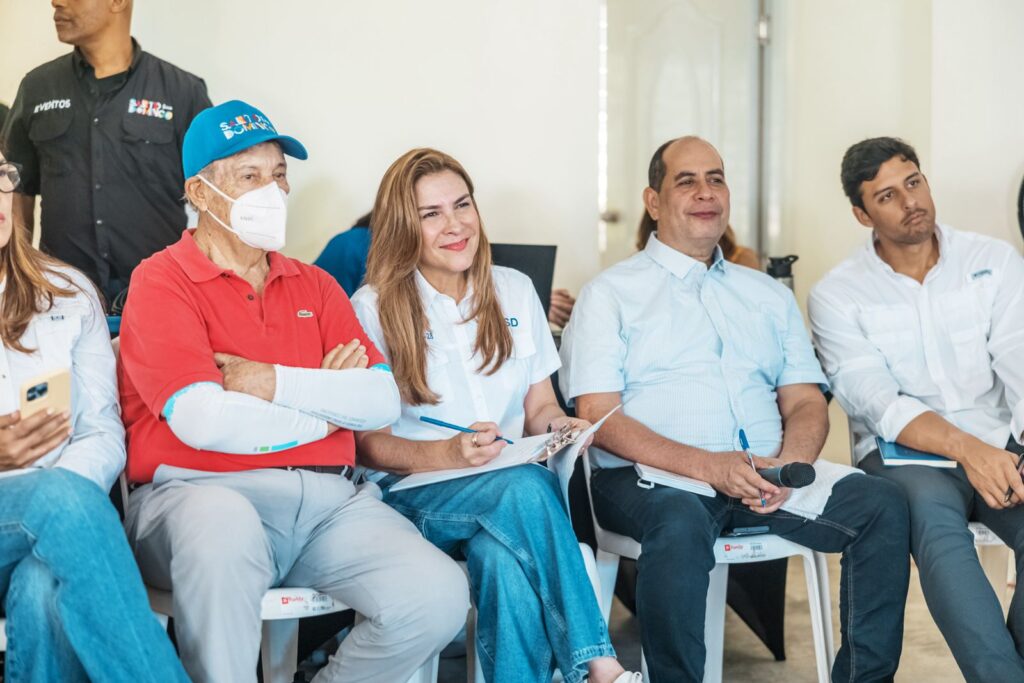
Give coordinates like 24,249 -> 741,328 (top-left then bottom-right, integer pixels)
529,423 -> 583,463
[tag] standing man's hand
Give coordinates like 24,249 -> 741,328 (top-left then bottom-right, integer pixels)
0,410 -> 72,472
214,353 -> 276,401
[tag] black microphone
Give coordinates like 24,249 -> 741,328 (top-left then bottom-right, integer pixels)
758,462 -> 816,488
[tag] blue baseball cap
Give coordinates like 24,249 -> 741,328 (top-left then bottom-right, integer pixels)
182,99 -> 308,179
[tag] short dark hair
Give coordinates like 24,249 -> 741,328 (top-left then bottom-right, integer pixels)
840,137 -> 920,210
647,138 -> 678,191
637,138 -> 679,250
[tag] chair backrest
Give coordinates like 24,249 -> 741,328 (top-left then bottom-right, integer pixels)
490,243 -> 556,317
579,448 -> 625,550
847,416 -> 856,464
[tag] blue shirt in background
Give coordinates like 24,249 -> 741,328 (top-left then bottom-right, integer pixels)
313,225 -> 371,296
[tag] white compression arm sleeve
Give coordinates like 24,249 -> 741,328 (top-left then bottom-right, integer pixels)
272,365 -> 401,431
163,382 -> 328,454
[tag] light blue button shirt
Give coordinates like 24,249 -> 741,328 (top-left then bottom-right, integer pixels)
559,234 -> 828,468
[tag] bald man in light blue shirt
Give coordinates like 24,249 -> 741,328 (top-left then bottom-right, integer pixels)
560,136 -> 911,683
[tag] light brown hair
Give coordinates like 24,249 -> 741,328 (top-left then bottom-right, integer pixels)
0,225 -> 79,353
365,148 -> 512,405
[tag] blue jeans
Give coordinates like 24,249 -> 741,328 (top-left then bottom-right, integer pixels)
381,464 -> 615,683
591,467 -> 910,683
0,469 -> 188,683
862,444 -> 1024,683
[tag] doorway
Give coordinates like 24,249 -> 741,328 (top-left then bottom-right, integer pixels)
599,0 -> 767,267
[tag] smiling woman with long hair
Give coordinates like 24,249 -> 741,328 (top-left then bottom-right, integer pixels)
0,155 -> 187,682
351,148 -> 639,683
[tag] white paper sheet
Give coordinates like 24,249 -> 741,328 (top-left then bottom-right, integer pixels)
780,460 -> 863,520
391,405 -> 622,494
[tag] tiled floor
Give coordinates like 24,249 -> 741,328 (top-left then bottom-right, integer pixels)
437,554 -> 980,682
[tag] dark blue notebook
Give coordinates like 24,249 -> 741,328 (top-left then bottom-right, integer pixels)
876,437 -> 956,468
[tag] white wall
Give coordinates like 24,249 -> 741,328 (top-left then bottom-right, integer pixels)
0,3 -> 65,98
771,0 -> 1024,460
0,0 -> 602,292
774,0 -> 1024,307
929,0 -> 1024,248
772,0 -> 934,461
772,0 -> 934,308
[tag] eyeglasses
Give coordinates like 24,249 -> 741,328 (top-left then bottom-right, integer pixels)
0,163 -> 22,193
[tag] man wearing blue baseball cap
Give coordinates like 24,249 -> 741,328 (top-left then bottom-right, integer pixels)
117,100 -> 469,682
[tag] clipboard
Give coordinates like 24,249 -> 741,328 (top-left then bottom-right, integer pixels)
388,405 -> 621,492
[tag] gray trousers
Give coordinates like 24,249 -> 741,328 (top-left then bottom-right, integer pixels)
125,466 -> 470,683
862,450 -> 1024,683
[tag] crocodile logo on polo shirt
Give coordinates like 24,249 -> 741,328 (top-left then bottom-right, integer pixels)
297,309 -> 314,318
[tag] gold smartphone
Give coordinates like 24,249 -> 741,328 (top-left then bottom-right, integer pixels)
19,368 -> 72,419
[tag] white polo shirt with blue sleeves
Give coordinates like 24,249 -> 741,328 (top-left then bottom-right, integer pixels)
352,266 -> 561,459
559,233 -> 828,469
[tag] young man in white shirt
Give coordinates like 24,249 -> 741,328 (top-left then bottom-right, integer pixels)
562,136 -> 911,683
808,136 -> 1024,683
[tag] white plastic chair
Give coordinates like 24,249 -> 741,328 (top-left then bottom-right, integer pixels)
6,597 -> 406,682
970,522 -> 1011,606
122,470 -> 440,683
581,454 -> 835,683
146,584 -> 440,683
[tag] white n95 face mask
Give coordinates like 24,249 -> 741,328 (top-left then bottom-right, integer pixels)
199,176 -> 288,252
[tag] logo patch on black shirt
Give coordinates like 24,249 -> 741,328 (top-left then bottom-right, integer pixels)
128,98 -> 174,120
34,99 -> 71,114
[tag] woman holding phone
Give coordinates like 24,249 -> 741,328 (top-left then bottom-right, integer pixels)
0,155 -> 187,681
352,148 -> 638,683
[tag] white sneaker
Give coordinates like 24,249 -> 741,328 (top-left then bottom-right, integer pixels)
611,673 -> 643,683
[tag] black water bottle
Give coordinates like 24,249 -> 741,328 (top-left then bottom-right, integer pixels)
767,255 -> 799,291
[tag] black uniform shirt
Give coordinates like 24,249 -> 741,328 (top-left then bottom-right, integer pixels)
1,40 -> 211,299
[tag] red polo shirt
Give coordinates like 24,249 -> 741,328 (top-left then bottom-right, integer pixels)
119,230 -> 385,483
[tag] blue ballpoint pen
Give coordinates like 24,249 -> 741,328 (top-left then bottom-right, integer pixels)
419,416 -> 515,445
738,429 -> 766,507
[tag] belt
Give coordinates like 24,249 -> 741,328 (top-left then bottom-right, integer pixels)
127,465 -> 354,492
277,464 -> 354,479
